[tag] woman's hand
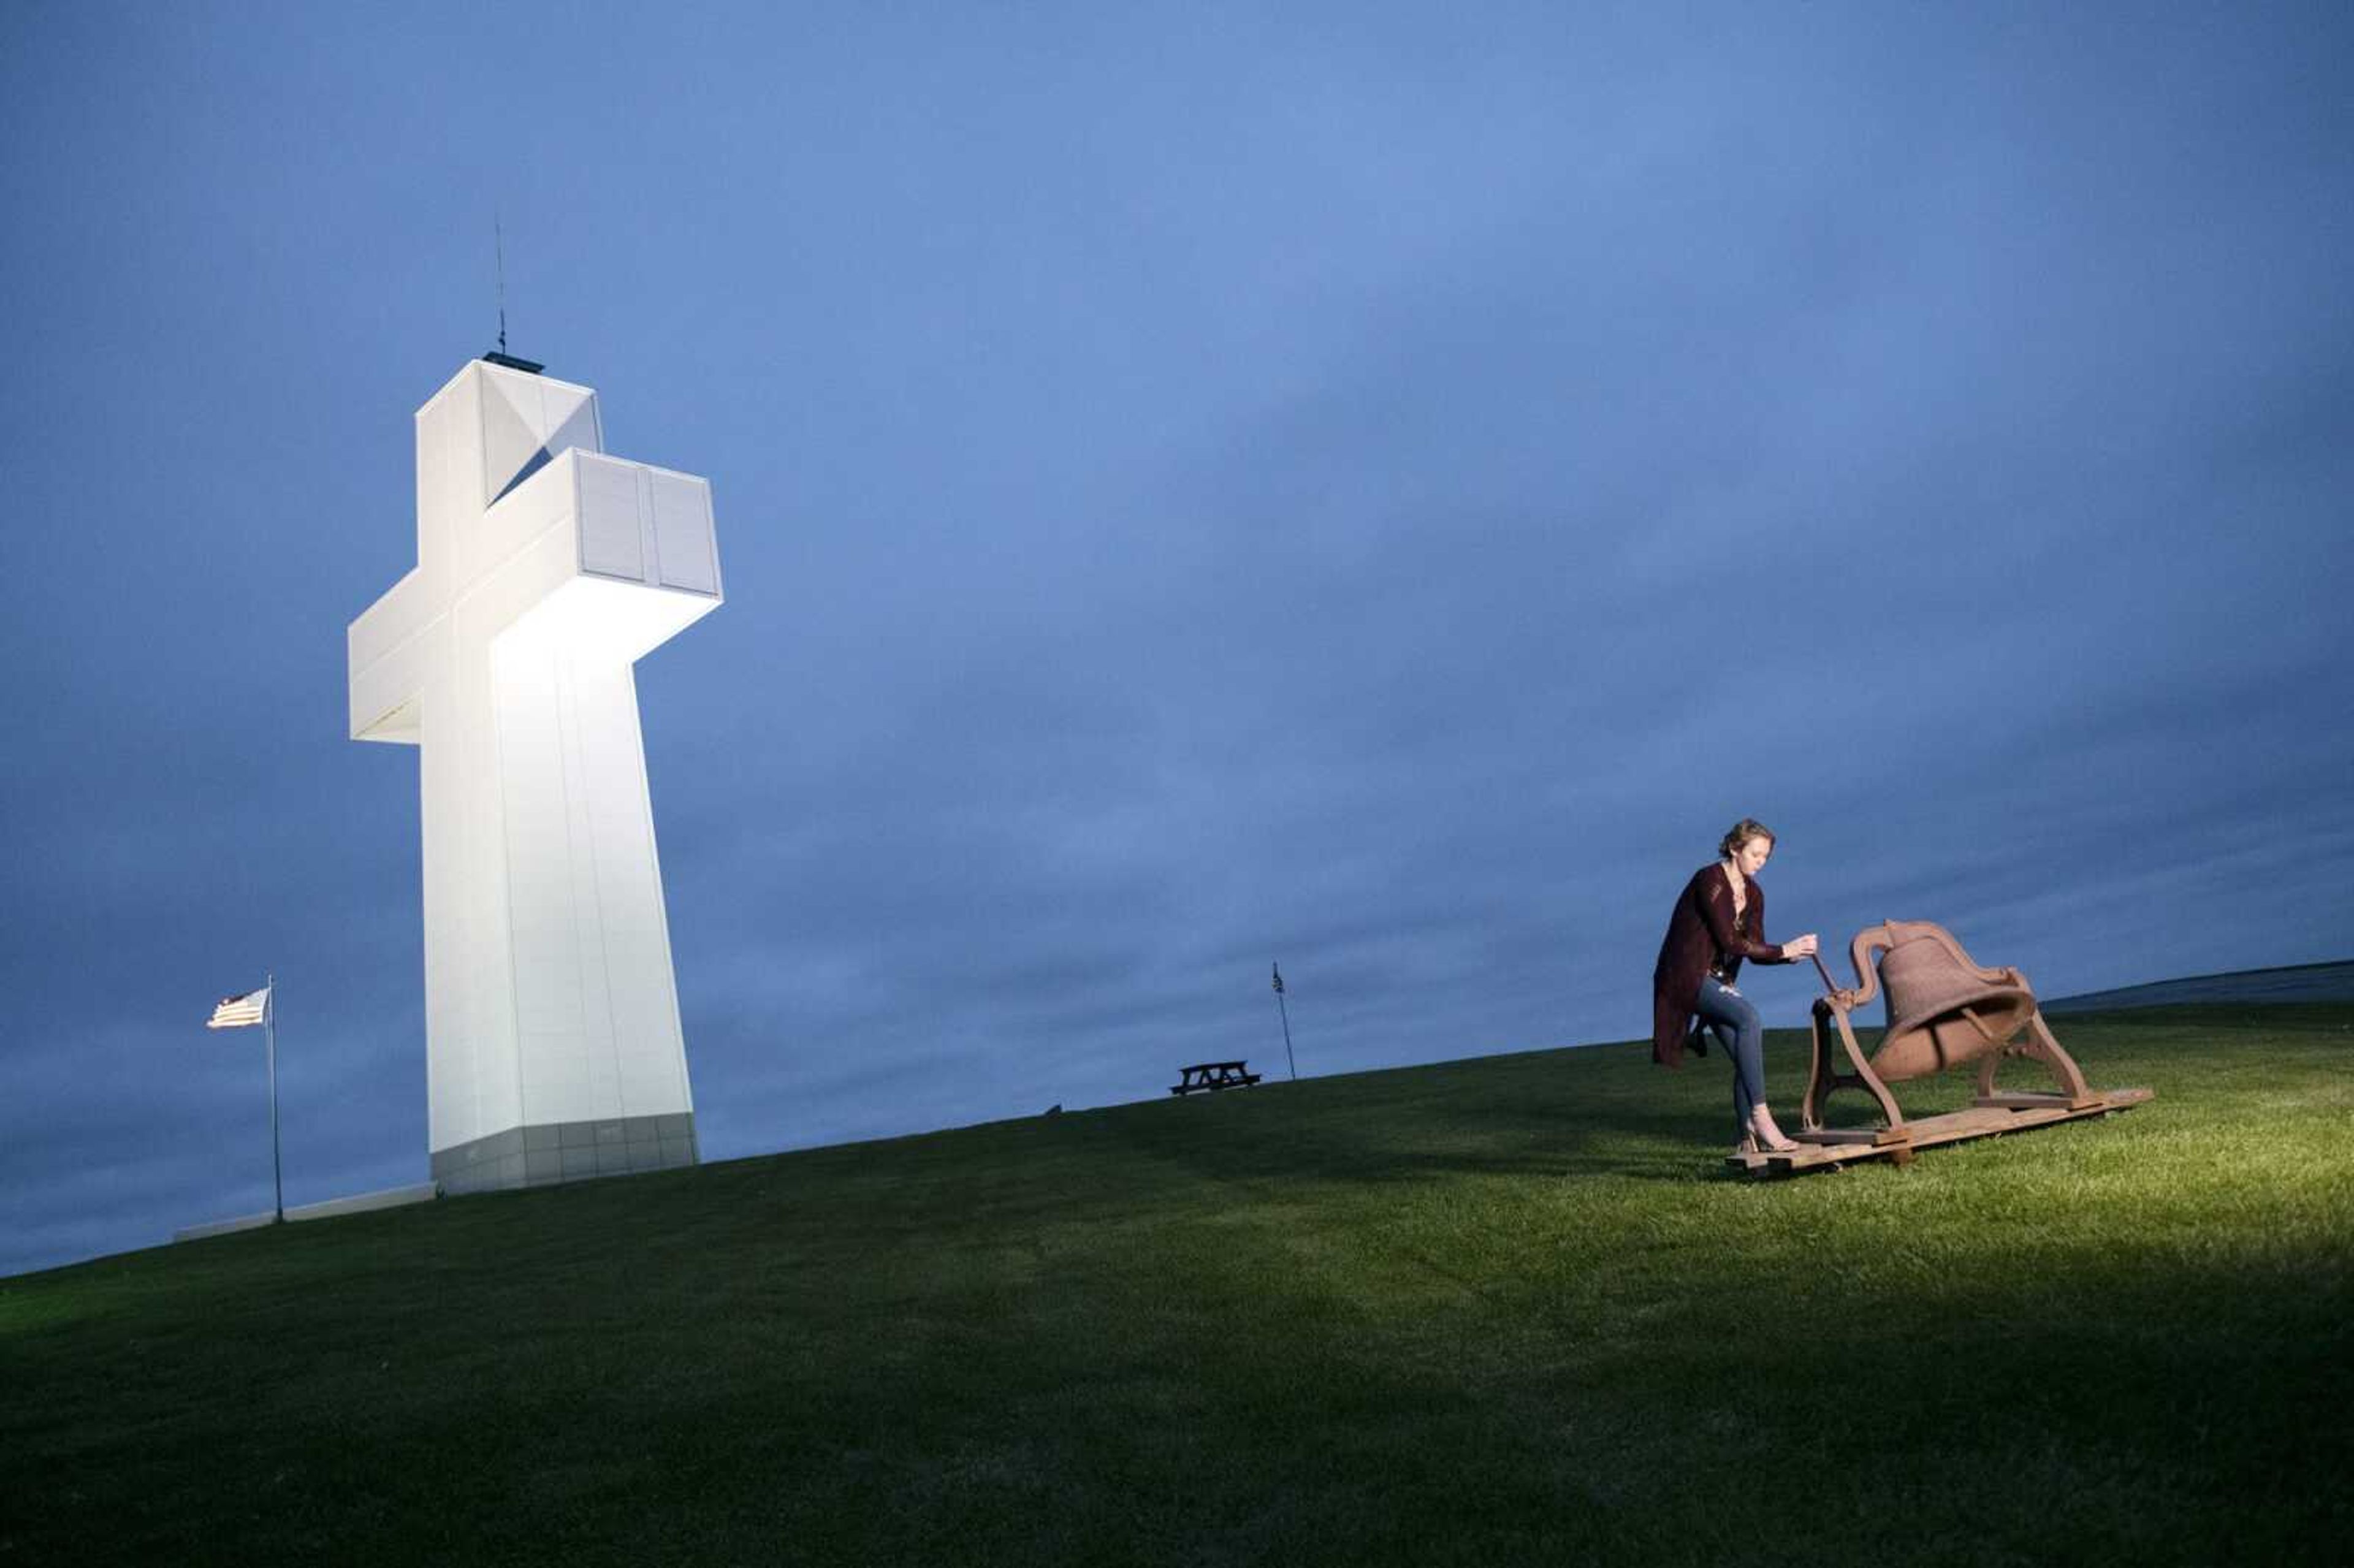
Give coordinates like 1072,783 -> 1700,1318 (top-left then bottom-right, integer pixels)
1781,933 -> 1819,959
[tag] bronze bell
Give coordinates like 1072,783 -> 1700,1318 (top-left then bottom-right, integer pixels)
1873,932 -> 2038,1080
1785,918 -> 2150,1164
1802,919 -> 2090,1133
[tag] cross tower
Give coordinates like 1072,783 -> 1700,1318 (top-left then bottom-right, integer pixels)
349,358 -> 722,1193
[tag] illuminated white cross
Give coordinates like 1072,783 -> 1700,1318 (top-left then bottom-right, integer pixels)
349,358 -> 722,1193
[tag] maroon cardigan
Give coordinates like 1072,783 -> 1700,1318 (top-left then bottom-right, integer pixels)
1651,864 -> 1790,1068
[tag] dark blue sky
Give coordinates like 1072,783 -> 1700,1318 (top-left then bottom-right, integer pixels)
4,2 -> 2349,1277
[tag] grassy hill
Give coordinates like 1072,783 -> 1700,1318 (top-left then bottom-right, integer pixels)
6,1004 -> 2349,1566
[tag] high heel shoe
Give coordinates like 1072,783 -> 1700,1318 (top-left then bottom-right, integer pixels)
1745,1117 -> 1801,1154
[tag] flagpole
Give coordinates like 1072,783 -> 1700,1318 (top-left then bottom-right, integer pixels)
265,972 -> 283,1224
1272,962 -> 1297,1082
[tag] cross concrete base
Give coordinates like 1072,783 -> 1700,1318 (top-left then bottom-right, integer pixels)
432,1112 -> 699,1194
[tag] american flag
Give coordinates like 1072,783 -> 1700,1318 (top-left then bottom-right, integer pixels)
208,986 -> 270,1029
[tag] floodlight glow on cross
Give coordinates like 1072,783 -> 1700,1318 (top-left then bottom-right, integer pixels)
348,359 -> 722,1193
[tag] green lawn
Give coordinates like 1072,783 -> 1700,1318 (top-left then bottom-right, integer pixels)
6,1005 -> 2348,1566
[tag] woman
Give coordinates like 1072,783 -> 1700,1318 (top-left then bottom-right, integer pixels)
1651,819 -> 1818,1154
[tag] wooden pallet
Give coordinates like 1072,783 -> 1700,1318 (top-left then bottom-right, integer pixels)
1723,1087 -> 2154,1179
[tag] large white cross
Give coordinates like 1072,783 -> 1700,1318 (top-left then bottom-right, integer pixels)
348,359 -> 722,1193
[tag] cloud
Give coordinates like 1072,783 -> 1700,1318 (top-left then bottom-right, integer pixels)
2,2 -> 2348,1277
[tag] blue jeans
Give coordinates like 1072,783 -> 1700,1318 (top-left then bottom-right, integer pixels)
1694,975 -> 1767,1130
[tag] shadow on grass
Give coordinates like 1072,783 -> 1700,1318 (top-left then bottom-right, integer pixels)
7,1193 -> 2343,1567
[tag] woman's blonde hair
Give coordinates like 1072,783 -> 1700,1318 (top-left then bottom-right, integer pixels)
1719,818 -> 1775,860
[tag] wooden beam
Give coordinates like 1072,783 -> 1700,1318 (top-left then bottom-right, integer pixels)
1725,1087 -> 2153,1179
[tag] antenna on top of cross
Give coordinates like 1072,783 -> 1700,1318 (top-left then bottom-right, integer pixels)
1271,961 -> 1298,1081
482,213 -> 544,375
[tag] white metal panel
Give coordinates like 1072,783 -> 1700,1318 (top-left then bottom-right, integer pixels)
649,470 -> 719,595
541,381 -> 602,460
473,518 -> 588,645
562,573 -> 721,663
348,566 -> 430,677
481,371 -> 549,504
580,663 -> 690,1118
414,375 -> 481,579
494,634 -> 585,1041
521,1045 -> 596,1127
349,630 -> 430,742
349,567 -> 443,740
577,453 -> 647,581
555,654 -> 622,1090
468,446 -> 574,584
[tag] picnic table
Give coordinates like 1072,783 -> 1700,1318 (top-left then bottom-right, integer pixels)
1170,1060 -> 1261,1095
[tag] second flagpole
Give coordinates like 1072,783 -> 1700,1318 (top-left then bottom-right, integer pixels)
1272,962 -> 1297,1082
